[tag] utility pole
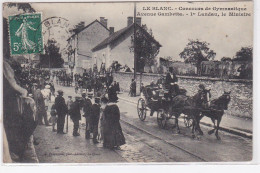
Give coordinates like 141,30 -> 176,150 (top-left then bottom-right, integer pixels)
48,30 -> 51,69
133,2 -> 137,80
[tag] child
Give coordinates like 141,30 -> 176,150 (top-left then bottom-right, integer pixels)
50,104 -> 57,132
67,96 -> 73,111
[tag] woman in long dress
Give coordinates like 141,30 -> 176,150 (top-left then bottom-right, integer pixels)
101,97 -> 125,149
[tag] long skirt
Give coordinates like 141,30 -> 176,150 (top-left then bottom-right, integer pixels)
103,121 -> 125,149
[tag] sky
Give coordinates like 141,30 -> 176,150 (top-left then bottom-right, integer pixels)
3,1 -> 253,61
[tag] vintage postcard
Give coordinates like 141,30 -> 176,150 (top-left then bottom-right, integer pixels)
2,0 -> 253,163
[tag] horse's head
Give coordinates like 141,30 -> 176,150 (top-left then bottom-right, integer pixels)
200,89 -> 211,108
221,91 -> 231,110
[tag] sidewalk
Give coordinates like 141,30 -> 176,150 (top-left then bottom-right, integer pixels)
117,92 -> 252,139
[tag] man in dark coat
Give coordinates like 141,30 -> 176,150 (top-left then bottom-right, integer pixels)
165,67 -> 179,98
130,79 -> 136,97
91,97 -> 101,143
108,83 -> 118,102
82,93 -> 92,139
55,90 -> 68,134
69,97 -> 82,136
165,67 -> 178,87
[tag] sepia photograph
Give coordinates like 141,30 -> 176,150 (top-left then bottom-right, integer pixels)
2,0 -> 253,164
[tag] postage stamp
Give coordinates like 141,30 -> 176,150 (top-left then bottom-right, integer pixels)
8,13 -> 43,55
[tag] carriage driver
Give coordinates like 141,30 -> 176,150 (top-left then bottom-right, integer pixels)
165,67 -> 179,98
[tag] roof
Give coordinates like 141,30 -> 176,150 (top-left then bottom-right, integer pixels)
67,20 -> 109,41
92,23 -> 162,52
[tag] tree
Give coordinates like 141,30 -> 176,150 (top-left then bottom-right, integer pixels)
69,21 -> 85,34
233,46 -> 253,62
179,39 -> 216,75
40,39 -> 64,68
221,57 -> 232,62
129,26 -> 160,72
7,3 -> 35,13
164,56 -> 173,61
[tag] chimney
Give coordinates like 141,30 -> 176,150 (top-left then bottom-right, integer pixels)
136,17 -> 142,26
127,17 -> 133,26
109,27 -> 114,35
104,19 -> 108,28
100,17 -> 107,28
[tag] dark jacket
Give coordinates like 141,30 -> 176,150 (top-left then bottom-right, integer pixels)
130,81 -> 136,90
165,73 -> 178,86
108,86 -> 118,102
69,101 -> 81,121
82,98 -> 92,117
54,95 -> 68,116
91,103 -> 100,125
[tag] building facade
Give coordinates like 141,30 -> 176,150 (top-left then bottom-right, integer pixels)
92,17 -> 161,72
67,17 -> 111,74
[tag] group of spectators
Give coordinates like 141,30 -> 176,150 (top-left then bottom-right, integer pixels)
54,70 -> 73,87
52,86 -> 125,148
51,68 -> 125,148
3,60 -> 57,162
3,58 -> 127,162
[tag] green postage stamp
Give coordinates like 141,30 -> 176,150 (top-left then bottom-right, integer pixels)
8,13 -> 43,55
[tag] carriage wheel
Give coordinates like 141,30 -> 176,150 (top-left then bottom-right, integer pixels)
157,109 -> 168,129
137,98 -> 147,121
183,115 -> 193,128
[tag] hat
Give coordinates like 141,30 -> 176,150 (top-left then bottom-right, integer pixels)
95,97 -> 100,103
45,85 -> 50,89
101,96 -> 109,104
75,96 -> 82,101
199,84 -> 205,90
33,83 -> 37,86
57,90 -> 63,94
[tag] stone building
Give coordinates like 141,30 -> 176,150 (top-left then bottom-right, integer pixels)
67,17 -> 113,73
91,17 -> 161,72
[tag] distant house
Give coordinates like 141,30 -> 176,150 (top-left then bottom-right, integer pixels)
67,17 -> 113,73
92,17 -> 161,72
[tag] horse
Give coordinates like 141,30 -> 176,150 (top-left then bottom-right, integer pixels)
198,91 -> 231,140
168,89 -> 211,138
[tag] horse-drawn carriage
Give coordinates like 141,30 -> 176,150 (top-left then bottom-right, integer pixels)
137,82 -> 231,140
137,84 -> 193,129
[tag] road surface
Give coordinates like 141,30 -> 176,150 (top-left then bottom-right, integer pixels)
34,84 -> 252,163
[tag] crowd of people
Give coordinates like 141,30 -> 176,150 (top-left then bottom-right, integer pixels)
3,61 -> 126,162
41,67 -> 125,149
3,57 -> 205,162
51,70 -> 125,148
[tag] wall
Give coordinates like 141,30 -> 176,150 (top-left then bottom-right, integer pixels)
78,21 -> 109,57
75,21 -> 109,71
92,46 -> 110,70
113,72 -> 252,118
109,28 -> 134,69
201,61 -> 253,79
93,28 -> 135,71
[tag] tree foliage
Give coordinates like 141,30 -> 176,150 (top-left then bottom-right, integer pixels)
130,25 -> 160,72
7,3 -> 36,13
180,39 -> 216,65
70,21 -> 85,34
221,57 -> 232,62
233,46 -> 253,62
179,40 -> 216,75
40,40 -> 64,68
